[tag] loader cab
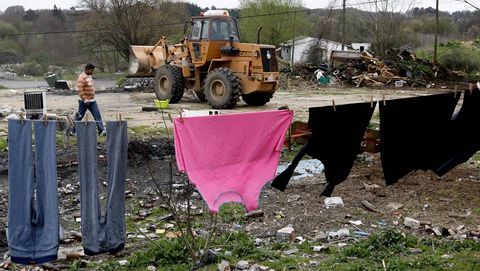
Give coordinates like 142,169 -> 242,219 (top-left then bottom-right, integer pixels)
189,10 -> 240,61
190,10 -> 240,42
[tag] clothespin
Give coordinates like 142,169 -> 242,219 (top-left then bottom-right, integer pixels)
167,112 -> 173,123
85,114 -> 89,125
178,111 -> 184,123
118,114 -> 122,126
454,85 -> 458,98
370,95 -> 374,108
43,114 -> 48,127
382,94 -> 386,106
469,83 -> 473,94
19,112 -> 25,126
332,99 -> 336,112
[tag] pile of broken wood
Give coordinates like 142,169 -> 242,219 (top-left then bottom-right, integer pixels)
331,49 -> 464,88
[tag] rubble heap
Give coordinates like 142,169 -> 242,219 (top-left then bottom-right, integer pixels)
330,49 -> 465,88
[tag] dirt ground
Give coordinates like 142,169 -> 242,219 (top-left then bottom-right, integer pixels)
0,81 -> 479,269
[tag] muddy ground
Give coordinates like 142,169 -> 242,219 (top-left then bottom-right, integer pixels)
0,80 -> 479,270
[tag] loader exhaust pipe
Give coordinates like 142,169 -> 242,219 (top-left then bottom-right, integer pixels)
257,27 -> 262,44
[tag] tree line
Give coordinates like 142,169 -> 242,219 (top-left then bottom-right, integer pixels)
0,0 -> 479,75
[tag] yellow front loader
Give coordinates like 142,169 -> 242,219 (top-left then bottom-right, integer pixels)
128,10 -> 279,109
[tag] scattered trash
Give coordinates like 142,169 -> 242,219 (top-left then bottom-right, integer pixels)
353,231 -> 370,237
349,220 -> 363,226
361,200 -> 378,212
324,197 -> 344,208
277,226 -> 296,241
432,227 -> 443,236
404,217 -> 420,229
283,248 -> 298,255
329,228 -> 350,239
313,231 -> 328,242
313,245 -> 328,252
277,159 -> 324,180
235,260 -> 250,270
387,202 -> 404,211
363,182 -> 380,191
217,260 -> 231,271
246,210 -> 264,218
441,254 -> 453,259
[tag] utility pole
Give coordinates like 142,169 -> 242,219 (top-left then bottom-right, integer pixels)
342,0 -> 346,50
433,0 -> 439,65
291,10 -> 296,66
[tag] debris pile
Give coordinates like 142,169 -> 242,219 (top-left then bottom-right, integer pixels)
330,49 -> 465,88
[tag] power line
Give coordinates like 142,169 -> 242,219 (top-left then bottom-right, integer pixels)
3,0 -> 387,37
4,20 -> 186,36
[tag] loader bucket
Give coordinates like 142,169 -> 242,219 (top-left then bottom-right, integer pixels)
128,45 -> 166,77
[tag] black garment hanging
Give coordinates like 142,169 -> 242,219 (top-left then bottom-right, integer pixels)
272,101 -> 376,196
379,92 -> 459,185
435,88 -> 480,176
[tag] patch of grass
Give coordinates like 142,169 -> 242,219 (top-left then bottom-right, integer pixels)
0,84 -> 7,89
84,237 -> 193,271
214,231 -> 276,264
129,125 -> 170,138
281,143 -> 305,162
71,228 -> 480,271
321,229 -> 480,270
116,76 -> 126,87
0,138 -> 6,151
218,203 -> 247,223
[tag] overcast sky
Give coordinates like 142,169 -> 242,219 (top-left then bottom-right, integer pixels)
1,0 -> 477,12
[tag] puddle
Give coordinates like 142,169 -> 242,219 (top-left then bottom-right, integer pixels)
277,159 -> 324,180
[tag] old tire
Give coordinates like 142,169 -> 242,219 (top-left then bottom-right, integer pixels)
154,65 -> 184,104
204,67 -> 241,109
242,92 -> 273,106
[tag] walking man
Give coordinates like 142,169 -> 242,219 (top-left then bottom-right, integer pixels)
72,63 -> 105,136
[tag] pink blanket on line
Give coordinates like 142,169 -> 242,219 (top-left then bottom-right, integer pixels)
174,110 -> 293,213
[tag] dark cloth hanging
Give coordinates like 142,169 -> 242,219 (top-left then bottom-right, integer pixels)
434,88 -> 480,176
272,102 -> 376,196
379,92 -> 459,185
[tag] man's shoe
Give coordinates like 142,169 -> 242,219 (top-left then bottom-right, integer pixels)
99,130 -> 106,136
69,131 -> 76,136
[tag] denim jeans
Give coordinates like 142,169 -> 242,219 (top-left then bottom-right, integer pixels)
73,100 -> 104,134
76,121 -> 127,255
8,119 -> 59,264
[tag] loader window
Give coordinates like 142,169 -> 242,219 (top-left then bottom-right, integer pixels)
211,19 -> 240,41
201,20 -> 210,39
191,20 -> 202,40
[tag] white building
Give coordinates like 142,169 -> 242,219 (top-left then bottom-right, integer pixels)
351,43 -> 371,52
280,36 -> 347,65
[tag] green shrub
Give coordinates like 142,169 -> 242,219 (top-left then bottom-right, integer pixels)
116,76 -> 126,87
17,61 -> 44,76
438,46 -> 480,73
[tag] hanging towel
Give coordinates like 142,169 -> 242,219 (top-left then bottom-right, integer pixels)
174,110 -> 293,213
8,120 -> 59,264
379,93 -> 459,185
435,88 -> 480,175
77,121 -> 127,256
272,102 -> 376,196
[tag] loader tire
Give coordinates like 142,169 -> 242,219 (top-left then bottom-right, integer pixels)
154,65 -> 184,104
204,67 -> 241,109
241,92 -> 273,106
194,90 -> 206,101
